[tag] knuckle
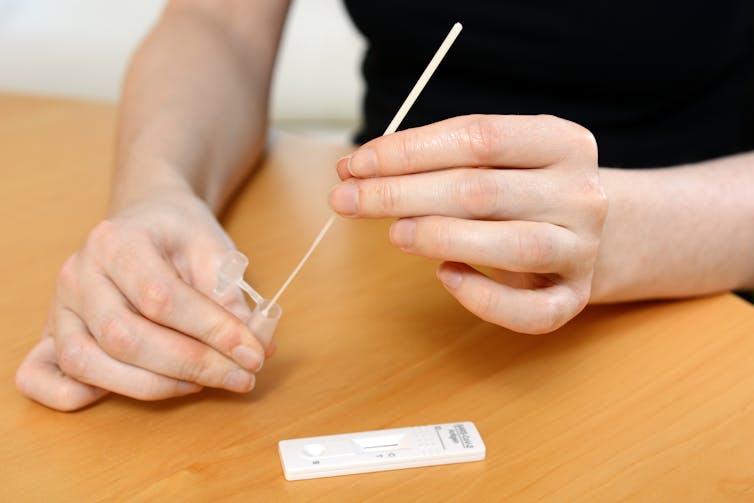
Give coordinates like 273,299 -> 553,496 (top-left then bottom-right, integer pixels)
373,180 -> 402,213
53,382 -> 86,412
86,219 -> 118,252
579,169 -> 604,195
515,230 -> 557,270
539,113 -> 574,133
555,117 -> 598,161
572,126 -> 599,161
572,177 -> 608,230
91,221 -> 148,271
590,184 -> 609,223
178,347 -> 212,383
207,314 -> 244,350
466,114 -> 500,164
56,254 -> 78,291
98,315 -> 137,360
222,295 -> 253,326
573,286 -> 591,311
435,222 -> 454,257
130,375 -> 169,401
396,133 -> 416,172
528,297 -> 570,334
471,285 -> 500,321
136,279 -> 173,321
14,364 -> 31,396
57,344 -> 89,380
454,172 -> 502,219
538,114 -> 571,139
418,218 -> 453,257
526,299 -> 563,335
539,115 -> 598,163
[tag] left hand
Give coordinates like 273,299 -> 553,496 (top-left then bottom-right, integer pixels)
329,114 -> 607,334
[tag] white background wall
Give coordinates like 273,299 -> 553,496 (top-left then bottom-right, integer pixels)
0,0 -> 365,128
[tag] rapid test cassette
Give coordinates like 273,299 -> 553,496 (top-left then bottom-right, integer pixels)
278,421 -> 485,480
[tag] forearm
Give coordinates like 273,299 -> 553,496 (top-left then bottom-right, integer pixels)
110,1 -> 289,215
591,153 -> 754,302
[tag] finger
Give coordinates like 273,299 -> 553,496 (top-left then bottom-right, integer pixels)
265,340 -> 278,358
344,114 -> 597,178
212,281 -> 254,326
16,336 -> 108,412
203,255 -> 279,354
53,305 -> 217,400
336,155 -> 354,181
75,269 -> 259,390
85,222 -> 266,371
330,168 -> 566,221
175,243 -> 256,327
436,262 -> 587,334
391,217 -> 583,274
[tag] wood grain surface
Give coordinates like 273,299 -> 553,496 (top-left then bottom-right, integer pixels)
1,95 -> 754,502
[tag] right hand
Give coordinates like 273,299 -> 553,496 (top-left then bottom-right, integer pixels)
15,191 -> 272,411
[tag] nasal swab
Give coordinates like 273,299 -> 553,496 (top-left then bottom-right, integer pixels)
263,22 -> 463,315
217,22 -> 463,334
267,215 -> 334,310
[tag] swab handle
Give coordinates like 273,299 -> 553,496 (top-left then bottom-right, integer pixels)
265,22 -> 463,308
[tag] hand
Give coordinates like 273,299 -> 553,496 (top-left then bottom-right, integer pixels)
330,115 -> 607,334
16,191 -> 272,411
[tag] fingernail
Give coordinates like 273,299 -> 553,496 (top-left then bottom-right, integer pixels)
336,155 -> 352,180
224,368 -> 255,392
391,219 -> 416,249
438,265 -> 463,290
231,345 -> 264,372
329,181 -> 359,216
350,148 -> 377,177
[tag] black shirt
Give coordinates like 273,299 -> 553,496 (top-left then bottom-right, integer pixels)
344,1 -> 754,168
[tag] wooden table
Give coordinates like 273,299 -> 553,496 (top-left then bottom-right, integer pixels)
1,95 -> 754,501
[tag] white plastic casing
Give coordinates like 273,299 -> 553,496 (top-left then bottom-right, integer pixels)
278,421 -> 485,480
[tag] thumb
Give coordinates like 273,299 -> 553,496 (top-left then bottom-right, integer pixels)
16,335 -> 108,412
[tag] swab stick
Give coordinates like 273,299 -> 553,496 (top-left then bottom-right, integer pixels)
265,23 -> 463,313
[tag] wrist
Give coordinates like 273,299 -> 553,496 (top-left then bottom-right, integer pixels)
589,159 -> 754,303
108,155 -> 197,216
588,167 -> 653,303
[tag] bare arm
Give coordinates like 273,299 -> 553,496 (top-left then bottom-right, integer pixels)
592,155 -> 754,302
112,0 -> 290,214
16,0 -> 291,411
